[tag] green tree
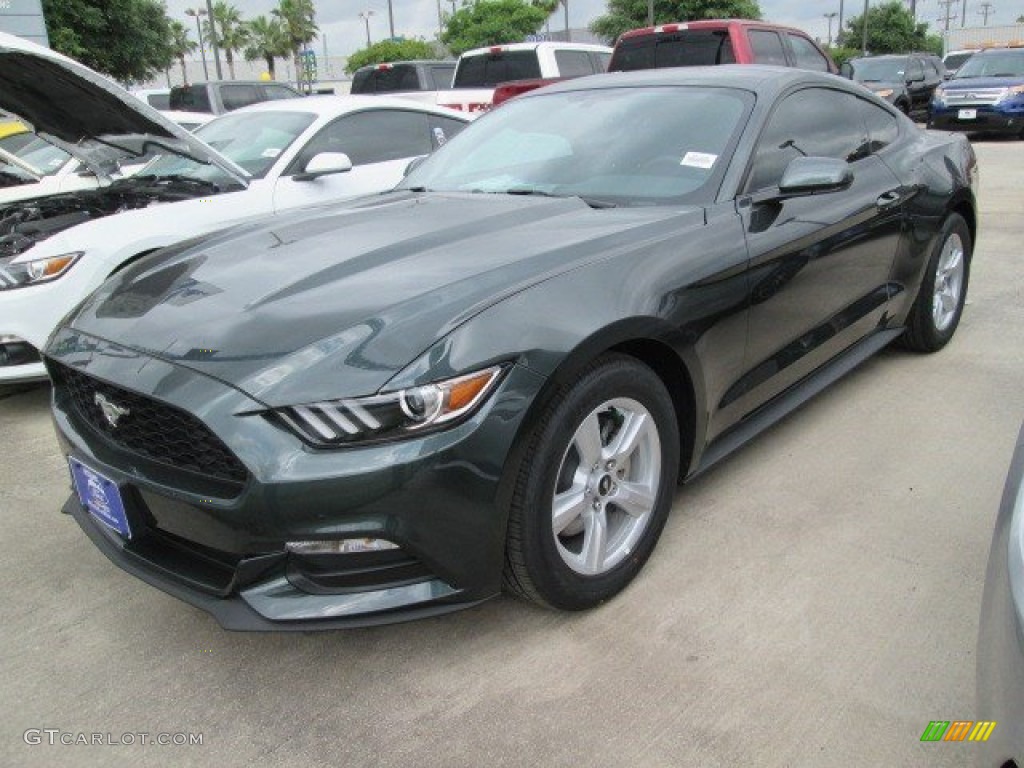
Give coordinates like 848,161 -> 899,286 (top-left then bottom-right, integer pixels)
441,0 -> 549,56
590,0 -> 761,44
843,0 -> 933,54
244,15 -> 290,79
168,20 -> 196,84
273,0 -> 319,89
42,0 -> 175,82
203,2 -> 250,80
345,39 -> 440,74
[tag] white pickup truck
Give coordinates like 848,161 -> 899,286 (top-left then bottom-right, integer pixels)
438,42 -> 612,113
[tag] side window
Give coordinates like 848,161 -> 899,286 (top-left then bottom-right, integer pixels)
748,30 -> 788,67
591,51 -> 611,72
746,88 -> 869,192
857,98 -> 900,153
220,84 -> 261,111
427,115 -> 468,149
555,49 -> 595,78
288,110 -> 432,172
787,34 -> 830,72
262,85 -> 300,101
430,65 -> 455,89
906,58 -> 924,81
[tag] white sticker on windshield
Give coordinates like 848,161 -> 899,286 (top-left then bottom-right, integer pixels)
261,148 -> 282,158
433,126 -> 447,146
680,151 -> 717,169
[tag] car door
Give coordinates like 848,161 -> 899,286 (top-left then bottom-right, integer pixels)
272,109 -> 434,213
724,86 -> 905,423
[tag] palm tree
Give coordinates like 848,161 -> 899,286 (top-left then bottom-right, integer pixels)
244,15 -> 289,79
169,20 -> 197,85
202,2 -> 250,80
272,0 -> 318,90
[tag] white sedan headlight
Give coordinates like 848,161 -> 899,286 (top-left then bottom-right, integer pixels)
0,252 -> 83,290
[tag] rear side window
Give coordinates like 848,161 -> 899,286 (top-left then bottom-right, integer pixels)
592,51 -> 611,72
146,93 -> 170,109
262,85 -> 300,100
430,64 -> 455,89
906,58 -> 924,81
748,30 -> 788,67
169,85 -> 212,113
221,84 -> 261,111
858,98 -> 900,153
290,110 -> 433,169
610,30 -> 735,71
787,34 -> 830,72
555,49 -> 596,78
454,51 -> 542,87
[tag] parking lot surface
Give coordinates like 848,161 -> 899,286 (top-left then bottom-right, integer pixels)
1,139 -> 1021,768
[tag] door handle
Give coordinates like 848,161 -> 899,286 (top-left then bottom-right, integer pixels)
876,190 -> 903,210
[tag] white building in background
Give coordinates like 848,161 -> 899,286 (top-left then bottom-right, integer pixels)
0,0 -> 48,47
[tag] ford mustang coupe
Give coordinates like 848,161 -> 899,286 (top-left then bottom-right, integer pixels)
46,66 -> 978,629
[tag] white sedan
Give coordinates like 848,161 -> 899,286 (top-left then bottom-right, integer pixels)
0,32 -> 469,383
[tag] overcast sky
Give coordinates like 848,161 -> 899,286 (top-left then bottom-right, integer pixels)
164,0 -> 1024,59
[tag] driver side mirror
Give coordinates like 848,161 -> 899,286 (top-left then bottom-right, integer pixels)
294,152 -> 352,182
751,156 -> 853,204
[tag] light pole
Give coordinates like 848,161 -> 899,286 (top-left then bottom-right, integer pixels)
861,0 -> 869,56
436,0 -> 443,38
204,0 -> 223,80
837,0 -> 845,45
185,8 -> 209,81
647,0 -> 654,26
359,10 -> 374,47
824,11 -> 838,46
387,0 -> 395,38
563,0 -> 570,42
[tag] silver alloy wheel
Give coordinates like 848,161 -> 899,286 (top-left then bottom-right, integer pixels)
933,232 -> 965,332
551,397 -> 662,576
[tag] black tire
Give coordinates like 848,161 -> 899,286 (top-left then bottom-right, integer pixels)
900,212 -> 971,352
503,353 -> 680,610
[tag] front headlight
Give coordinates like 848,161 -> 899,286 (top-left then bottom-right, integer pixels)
0,252 -> 83,291
932,85 -> 946,105
268,365 -> 506,447
997,84 -> 1024,102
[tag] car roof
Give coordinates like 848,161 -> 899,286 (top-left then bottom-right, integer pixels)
533,64 -> 843,98
620,19 -> 812,40
230,94 -> 471,119
460,42 -> 612,57
355,60 -> 453,71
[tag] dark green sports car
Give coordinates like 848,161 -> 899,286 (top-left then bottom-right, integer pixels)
47,66 -> 978,629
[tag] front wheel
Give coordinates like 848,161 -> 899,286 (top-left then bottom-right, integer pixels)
503,354 -> 680,610
900,212 -> 971,352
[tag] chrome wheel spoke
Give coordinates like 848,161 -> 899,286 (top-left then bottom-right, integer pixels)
552,471 -> 589,535
580,507 -> 608,573
572,412 -> 604,469
613,480 -> 656,518
604,410 -> 648,464
931,233 -> 965,332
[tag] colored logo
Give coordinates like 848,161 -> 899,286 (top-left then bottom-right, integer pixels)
920,721 -> 997,742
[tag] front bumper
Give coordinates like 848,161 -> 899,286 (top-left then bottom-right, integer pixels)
49,332 -> 545,629
929,105 -> 1024,134
976,423 -> 1024,765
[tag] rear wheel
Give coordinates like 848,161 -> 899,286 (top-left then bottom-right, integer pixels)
900,213 -> 971,352
503,354 -> 680,610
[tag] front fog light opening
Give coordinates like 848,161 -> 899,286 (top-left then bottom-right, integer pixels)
286,538 -> 399,555
0,336 -> 41,367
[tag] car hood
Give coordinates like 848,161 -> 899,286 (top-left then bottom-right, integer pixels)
62,192 -> 705,406
944,76 -> 1024,89
0,32 -> 248,185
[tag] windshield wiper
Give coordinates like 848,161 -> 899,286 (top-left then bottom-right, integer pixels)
505,188 -> 617,208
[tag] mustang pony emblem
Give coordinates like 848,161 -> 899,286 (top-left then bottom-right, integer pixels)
94,392 -> 130,428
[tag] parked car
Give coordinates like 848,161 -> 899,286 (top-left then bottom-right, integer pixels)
929,46 -> 1024,136
439,42 -> 612,112
608,19 -> 837,74
942,48 -> 978,79
0,32 -> 470,384
350,60 -> 456,105
168,80 -> 303,115
842,53 -> 944,118
47,64 -> 977,630
977,422 -> 1024,767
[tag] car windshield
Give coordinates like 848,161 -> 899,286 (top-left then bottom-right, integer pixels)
141,110 -> 316,182
953,50 -> 1024,78
0,134 -> 72,177
849,58 -> 907,82
400,86 -> 751,206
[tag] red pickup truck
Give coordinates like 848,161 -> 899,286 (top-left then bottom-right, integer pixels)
608,19 -> 837,74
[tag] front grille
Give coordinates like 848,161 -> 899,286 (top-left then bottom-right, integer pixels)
945,88 -> 1005,106
51,361 -> 248,486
